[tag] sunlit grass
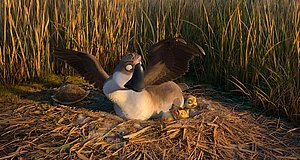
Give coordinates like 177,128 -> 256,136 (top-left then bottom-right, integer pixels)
0,0 -> 299,121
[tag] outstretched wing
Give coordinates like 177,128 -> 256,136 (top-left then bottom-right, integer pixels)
144,38 -> 205,86
53,48 -> 109,89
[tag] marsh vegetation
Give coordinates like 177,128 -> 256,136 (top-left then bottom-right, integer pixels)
0,0 -> 299,121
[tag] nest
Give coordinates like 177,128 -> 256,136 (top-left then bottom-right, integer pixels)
0,88 -> 299,159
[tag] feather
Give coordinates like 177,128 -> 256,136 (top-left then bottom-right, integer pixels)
144,38 -> 204,85
53,48 -> 109,89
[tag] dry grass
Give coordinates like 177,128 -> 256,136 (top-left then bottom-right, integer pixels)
0,89 -> 299,159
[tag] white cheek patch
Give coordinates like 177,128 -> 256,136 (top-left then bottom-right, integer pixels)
113,71 -> 132,87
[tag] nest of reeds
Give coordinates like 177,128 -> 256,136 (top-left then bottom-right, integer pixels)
0,86 -> 299,159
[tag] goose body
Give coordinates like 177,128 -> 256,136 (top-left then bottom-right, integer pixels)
104,80 -> 183,120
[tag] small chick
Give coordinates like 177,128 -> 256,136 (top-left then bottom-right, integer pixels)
171,107 -> 189,119
161,105 -> 189,122
184,95 -> 198,109
184,95 -> 202,117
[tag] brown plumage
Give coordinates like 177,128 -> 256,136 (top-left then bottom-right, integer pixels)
53,48 -> 109,89
144,38 -> 204,85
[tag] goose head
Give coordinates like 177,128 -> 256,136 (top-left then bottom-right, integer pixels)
103,53 -> 144,94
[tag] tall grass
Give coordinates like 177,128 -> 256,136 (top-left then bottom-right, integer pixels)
0,0 -> 299,121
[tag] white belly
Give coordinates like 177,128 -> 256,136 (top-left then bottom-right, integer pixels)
105,90 -> 155,120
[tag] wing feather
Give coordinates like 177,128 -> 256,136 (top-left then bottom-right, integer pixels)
144,38 -> 205,85
53,48 -> 109,89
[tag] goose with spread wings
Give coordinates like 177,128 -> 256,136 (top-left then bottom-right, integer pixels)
53,38 -> 204,120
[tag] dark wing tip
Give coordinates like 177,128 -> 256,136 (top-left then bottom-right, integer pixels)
174,37 -> 205,57
148,37 -> 204,57
53,48 -> 83,58
52,48 -> 109,89
144,38 -> 205,85
193,43 -> 206,56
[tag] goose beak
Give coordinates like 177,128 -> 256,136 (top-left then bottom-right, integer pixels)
125,63 -> 144,92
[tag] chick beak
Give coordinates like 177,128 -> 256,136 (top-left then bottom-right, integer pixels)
124,63 -> 144,92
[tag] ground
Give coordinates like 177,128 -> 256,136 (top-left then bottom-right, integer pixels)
0,77 -> 299,159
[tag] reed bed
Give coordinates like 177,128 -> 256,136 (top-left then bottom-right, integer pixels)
0,88 -> 299,159
0,0 -> 299,120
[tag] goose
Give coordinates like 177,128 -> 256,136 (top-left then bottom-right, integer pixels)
53,38 -> 204,120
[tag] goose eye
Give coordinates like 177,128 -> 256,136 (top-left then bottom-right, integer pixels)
125,64 -> 133,71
